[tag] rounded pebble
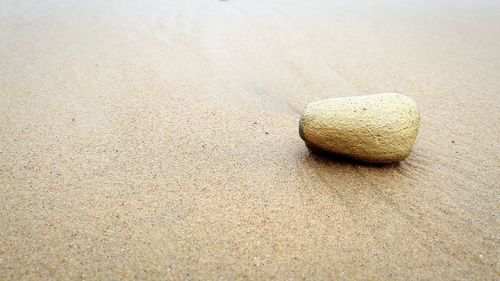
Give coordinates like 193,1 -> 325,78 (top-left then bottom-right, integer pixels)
299,93 -> 420,164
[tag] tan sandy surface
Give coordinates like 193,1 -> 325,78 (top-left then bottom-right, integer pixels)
1,0 -> 499,280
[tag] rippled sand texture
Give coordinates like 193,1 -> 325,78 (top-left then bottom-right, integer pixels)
1,0 -> 499,280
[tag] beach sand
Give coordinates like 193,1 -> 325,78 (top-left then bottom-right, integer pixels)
1,0 -> 499,280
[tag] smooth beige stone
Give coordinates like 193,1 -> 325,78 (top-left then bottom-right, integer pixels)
299,93 -> 420,164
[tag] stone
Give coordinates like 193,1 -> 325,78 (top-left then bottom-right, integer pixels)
299,93 -> 420,164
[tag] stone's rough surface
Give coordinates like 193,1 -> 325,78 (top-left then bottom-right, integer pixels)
299,93 -> 420,164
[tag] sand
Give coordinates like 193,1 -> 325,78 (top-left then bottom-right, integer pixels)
0,0 -> 499,280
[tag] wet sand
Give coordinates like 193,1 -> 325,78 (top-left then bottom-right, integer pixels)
1,0 -> 499,280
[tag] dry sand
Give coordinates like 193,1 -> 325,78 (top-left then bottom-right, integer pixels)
1,0 -> 499,280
